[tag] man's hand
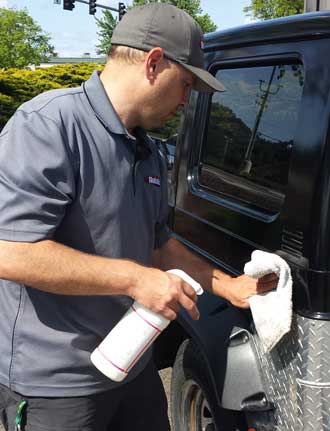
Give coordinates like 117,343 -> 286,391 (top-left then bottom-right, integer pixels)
219,273 -> 278,308
129,267 -> 200,321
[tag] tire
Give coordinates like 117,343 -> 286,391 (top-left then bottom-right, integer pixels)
171,339 -> 246,431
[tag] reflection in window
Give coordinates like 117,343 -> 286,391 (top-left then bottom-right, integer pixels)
148,112 -> 182,141
200,63 -> 304,211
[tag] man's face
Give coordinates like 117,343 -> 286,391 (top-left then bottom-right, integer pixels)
140,59 -> 195,129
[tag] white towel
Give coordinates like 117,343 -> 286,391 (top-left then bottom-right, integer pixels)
244,250 -> 293,353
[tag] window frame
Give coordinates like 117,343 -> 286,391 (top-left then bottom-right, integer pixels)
190,53 -> 304,220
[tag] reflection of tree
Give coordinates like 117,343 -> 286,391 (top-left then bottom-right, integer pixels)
202,102 -> 292,193
213,64 -> 304,140
279,64 -> 304,87
149,112 -> 182,140
202,63 -> 304,194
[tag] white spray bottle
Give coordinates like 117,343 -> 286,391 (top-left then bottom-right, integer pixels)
90,269 -> 203,382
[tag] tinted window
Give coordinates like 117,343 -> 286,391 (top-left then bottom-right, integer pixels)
148,112 -> 181,171
148,112 -> 182,141
199,63 -> 304,212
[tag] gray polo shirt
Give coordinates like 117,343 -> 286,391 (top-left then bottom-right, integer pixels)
0,71 -> 171,396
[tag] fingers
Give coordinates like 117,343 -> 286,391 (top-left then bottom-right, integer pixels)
178,290 -> 200,320
239,301 -> 250,309
134,270 -> 200,321
223,274 -> 279,309
259,273 -> 279,283
167,274 -> 197,301
161,308 -> 178,321
166,274 -> 200,320
256,273 -> 278,293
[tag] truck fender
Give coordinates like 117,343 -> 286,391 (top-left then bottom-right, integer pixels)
176,292 -> 270,411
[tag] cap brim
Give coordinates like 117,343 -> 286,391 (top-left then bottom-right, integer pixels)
179,62 -> 225,93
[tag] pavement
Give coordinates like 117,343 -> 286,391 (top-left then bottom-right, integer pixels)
159,367 -> 173,427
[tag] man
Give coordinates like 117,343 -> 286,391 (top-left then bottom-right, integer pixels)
0,3 -> 276,431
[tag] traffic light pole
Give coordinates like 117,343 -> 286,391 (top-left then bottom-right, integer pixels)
61,0 -> 126,19
61,0 -> 126,18
72,0 -> 120,13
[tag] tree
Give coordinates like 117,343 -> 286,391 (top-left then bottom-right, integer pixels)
132,0 -> 216,32
244,0 -> 304,20
95,10 -> 117,56
0,63 -> 103,131
95,0 -> 217,56
0,8 -> 55,69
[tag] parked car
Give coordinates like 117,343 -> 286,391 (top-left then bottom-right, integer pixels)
154,11 -> 330,431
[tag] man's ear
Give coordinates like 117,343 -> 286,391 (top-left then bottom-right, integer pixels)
145,47 -> 164,82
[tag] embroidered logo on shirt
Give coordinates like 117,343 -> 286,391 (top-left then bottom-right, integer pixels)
144,176 -> 161,187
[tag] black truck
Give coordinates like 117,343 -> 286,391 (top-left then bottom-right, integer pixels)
154,10 -> 330,431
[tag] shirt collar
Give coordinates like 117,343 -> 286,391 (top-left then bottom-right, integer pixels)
83,70 -> 152,153
83,70 -> 128,136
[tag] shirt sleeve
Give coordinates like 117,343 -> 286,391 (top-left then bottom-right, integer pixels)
154,146 -> 173,249
0,109 -> 77,242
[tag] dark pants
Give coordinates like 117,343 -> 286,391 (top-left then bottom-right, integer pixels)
0,362 -> 170,431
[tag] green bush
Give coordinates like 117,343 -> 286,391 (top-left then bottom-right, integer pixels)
0,63 -> 103,131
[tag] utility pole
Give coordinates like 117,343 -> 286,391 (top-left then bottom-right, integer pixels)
304,0 -> 330,12
240,66 -> 281,176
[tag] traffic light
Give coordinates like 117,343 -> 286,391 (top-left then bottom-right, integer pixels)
63,0 -> 75,11
118,2 -> 126,20
89,0 -> 97,15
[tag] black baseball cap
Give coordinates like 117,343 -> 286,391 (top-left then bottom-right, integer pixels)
111,3 -> 225,93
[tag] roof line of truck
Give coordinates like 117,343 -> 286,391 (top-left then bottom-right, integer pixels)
204,11 -> 330,50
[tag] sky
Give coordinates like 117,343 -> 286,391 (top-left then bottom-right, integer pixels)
0,0 -> 254,57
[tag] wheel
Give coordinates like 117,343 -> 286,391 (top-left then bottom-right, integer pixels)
171,339 -> 246,431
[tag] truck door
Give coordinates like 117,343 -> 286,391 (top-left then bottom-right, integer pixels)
173,47 -> 305,274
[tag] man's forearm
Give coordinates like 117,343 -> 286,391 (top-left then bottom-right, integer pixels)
154,238 -> 232,297
0,239 -> 144,296
0,239 -> 201,320
155,238 -> 279,308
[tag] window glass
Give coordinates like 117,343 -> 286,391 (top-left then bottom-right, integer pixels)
199,63 -> 304,211
148,112 -> 181,170
148,112 -> 181,141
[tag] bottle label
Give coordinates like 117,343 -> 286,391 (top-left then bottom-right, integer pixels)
97,306 -> 162,373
